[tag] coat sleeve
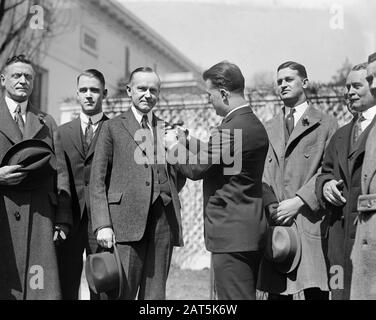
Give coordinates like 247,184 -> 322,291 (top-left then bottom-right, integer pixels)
296,118 -> 338,211
54,127 -> 73,226
89,121 -> 113,233
172,127 -> 235,180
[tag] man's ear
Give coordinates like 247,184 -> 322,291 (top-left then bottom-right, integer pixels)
103,89 -> 108,99
220,88 -> 230,104
0,73 -> 5,86
126,85 -> 131,97
302,78 -> 309,89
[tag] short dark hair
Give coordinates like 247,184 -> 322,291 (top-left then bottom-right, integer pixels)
77,69 -> 106,88
5,54 -> 32,66
368,52 -> 376,64
203,61 -> 245,94
277,61 -> 308,79
351,62 -> 367,71
128,67 -> 159,84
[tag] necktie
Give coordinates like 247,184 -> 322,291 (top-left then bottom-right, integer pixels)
141,114 -> 154,160
353,115 -> 366,144
14,105 -> 25,137
84,118 -> 94,152
285,107 -> 295,138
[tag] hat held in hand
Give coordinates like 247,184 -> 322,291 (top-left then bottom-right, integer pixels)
85,244 -> 124,299
264,222 -> 302,274
1,139 -> 54,172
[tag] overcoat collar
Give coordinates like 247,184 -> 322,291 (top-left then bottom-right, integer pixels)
0,97 -> 46,143
0,97 -> 23,143
336,121 -> 353,184
285,105 -> 322,151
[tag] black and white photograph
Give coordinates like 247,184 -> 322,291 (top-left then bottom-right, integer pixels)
0,0 -> 376,308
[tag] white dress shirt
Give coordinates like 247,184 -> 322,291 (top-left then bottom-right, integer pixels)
360,105 -> 376,132
131,105 -> 154,138
284,101 -> 309,127
5,96 -> 27,123
80,111 -> 104,135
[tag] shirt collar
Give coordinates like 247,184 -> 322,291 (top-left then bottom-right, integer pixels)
131,105 -> 153,126
284,101 -> 309,118
80,111 -> 104,125
224,104 -> 249,121
5,96 -> 28,115
361,105 -> 376,121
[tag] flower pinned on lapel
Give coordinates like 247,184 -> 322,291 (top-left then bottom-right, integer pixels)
302,116 -> 309,126
38,114 -> 46,125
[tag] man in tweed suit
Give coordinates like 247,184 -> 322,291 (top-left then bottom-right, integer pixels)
90,67 -> 185,300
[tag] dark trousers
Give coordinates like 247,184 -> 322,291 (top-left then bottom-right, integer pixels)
113,197 -> 175,300
57,208 -> 99,300
268,288 -> 329,300
212,251 -> 261,300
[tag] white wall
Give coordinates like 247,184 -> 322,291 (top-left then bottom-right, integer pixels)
38,0 -> 189,123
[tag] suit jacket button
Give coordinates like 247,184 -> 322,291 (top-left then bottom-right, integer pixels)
14,212 -> 21,221
146,181 -> 150,187
144,164 -> 149,169
85,181 -> 89,186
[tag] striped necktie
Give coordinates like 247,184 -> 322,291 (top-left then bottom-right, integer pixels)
14,104 -> 25,137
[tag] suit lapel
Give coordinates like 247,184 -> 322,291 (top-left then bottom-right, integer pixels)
266,112 -> 285,166
68,118 -> 85,159
336,122 -> 352,184
0,97 -> 23,144
363,122 -> 376,193
285,105 -> 321,151
120,109 -> 143,149
86,115 -> 108,160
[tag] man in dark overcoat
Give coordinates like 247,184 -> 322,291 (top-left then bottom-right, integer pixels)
0,55 -> 70,299
316,62 -> 376,300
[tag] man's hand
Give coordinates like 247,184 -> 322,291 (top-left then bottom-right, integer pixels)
97,228 -> 115,249
266,202 -> 279,222
164,129 -> 179,150
323,179 -> 346,207
271,196 -> 305,226
0,165 -> 27,186
53,224 -> 70,244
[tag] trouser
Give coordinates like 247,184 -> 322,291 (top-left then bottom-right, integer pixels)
212,251 -> 261,300
57,208 -> 99,300
112,197 -> 176,300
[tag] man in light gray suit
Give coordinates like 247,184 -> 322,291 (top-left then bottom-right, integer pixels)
90,67 -> 185,300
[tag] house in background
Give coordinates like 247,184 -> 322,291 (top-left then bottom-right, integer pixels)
29,0 -> 203,123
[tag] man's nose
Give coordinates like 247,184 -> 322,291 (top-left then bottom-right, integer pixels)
144,90 -> 151,98
19,75 -> 27,83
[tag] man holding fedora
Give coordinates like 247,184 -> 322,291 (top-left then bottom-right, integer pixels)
55,69 -> 109,300
0,55 -> 71,299
90,67 -> 185,300
258,61 -> 337,300
316,62 -> 376,300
